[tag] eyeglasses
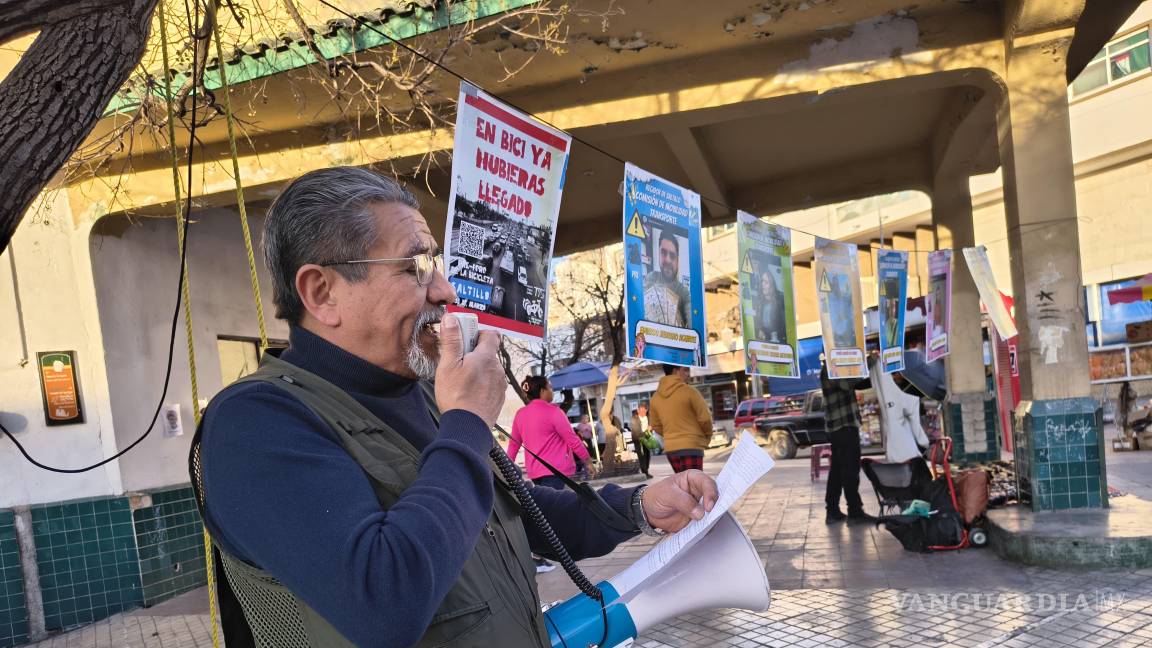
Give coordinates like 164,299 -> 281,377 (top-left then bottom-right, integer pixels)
321,253 -> 444,287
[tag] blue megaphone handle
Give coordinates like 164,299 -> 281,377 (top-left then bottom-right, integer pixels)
543,581 -> 637,648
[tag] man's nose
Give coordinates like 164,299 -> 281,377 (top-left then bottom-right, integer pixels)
427,265 -> 457,305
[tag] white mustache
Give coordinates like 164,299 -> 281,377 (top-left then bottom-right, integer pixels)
413,307 -> 447,335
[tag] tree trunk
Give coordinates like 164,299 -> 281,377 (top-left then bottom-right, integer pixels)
598,364 -> 623,472
0,0 -> 158,253
498,339 -> 530,404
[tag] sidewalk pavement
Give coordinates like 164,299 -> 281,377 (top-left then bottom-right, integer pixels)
24,445 -> 1152,647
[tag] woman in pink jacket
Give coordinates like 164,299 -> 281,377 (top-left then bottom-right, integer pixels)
507,376 -> 594,489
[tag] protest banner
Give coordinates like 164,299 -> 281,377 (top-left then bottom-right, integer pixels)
738,211 -> 798,378
877,249 -> 909,373
623,163 -> 706,367
962,245 -> 1018,339
926,249 -> 953,362
444,82 -> 571,339
814,238 -> 867,379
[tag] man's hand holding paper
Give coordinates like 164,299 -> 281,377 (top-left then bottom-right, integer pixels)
642,470 -> 719,533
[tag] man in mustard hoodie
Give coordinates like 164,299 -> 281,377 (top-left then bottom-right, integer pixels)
649,364 -> 714,472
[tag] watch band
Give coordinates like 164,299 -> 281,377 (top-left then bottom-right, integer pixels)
630,485 -> 666,537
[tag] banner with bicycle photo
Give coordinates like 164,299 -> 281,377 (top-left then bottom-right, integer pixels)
737,211 -> 799,378
443,82 -> 571,340
622,163 -> 707,368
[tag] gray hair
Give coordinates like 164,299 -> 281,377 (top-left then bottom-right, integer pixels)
263,167 -> 420,324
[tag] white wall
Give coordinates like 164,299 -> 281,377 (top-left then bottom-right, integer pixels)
89,208 -> 289,494
0,193 -> 122,508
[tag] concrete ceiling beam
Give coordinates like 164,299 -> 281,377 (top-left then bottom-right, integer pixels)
727,146 -> 934,219
661,127 -> 729,219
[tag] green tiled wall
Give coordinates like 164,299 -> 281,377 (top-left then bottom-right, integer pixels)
1015,398 -> 1106,511
947,398 -> 1000,465
133,487 -> 207,605
0,511 -> 28,648
31,498 -> 143,632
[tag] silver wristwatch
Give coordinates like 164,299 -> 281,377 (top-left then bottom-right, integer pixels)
630,485 -> 665,537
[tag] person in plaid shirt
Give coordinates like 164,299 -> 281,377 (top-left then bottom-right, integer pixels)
820,359 -> 872,524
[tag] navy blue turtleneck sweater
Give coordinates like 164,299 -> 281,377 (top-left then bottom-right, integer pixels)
199,327 -> 637,648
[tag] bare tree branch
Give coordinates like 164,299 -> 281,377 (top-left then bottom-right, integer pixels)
498,339 -> 530,405
281,0 -> 336,78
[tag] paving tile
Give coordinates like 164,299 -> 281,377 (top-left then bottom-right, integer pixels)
23,452 -> 1152,647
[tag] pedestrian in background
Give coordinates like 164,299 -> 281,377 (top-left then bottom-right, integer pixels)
649,364 -> 713,473
507,376 -> 595,490
594,418 -> 607,458
630,403 -> 654,479
574,414 -> 597,461
819,359 -> 873,524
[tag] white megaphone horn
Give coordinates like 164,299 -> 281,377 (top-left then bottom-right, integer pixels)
543,512 -> 770,648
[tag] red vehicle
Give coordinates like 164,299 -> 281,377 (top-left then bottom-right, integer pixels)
733,396 -> 802,438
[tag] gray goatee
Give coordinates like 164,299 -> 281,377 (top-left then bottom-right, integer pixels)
406,307 -> 445,380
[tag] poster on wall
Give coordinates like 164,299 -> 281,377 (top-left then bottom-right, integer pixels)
926,250 -> 953,362
162,404 -> 184,438
37,351 -> 84,426
962,246 -> 1018,339
623,162 -> 706,368
876,249 -> 909,374
443,81 -> 571,340
814,238 -> 867,379
737,211 -> 798,378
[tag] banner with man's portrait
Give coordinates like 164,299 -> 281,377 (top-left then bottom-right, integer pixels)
623,163 -> 706,368
876,249 -> 909,374
443,82 -> 571,340
926,249 -> 954,362
738,211 -> 798,378
814,238 -> 867,379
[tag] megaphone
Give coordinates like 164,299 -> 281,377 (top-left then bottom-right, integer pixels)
543,512 -> 770,648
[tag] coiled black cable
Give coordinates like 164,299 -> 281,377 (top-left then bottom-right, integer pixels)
488,444 -> 611,647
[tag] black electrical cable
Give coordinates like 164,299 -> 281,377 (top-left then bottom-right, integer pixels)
488,444 -> 611,648
0,0 -> 204,473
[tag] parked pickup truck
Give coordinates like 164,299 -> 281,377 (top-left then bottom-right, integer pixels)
753,389 -> 828,460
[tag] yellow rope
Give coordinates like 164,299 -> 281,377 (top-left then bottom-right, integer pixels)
159,3 -> 220,647
211,10 -> 269,350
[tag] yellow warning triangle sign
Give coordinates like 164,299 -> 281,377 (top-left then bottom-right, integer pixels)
818,269 -> 832,292
741,253 -> 754,274
627,211 -> 646,238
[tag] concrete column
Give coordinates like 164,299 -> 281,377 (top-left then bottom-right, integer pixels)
998,35 -> 1103,510
891,233 -> 918,297
13,507 -> 46,642
915,226 -> 935,297
933,171 -> 997,463
794,262 -> 817,325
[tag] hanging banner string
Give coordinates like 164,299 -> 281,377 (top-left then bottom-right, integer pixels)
312,0 -> 1078,257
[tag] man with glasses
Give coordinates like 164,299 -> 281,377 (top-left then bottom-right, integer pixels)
194,167 -> 718,648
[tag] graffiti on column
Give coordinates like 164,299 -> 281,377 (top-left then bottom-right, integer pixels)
1033,261 -> 1067,364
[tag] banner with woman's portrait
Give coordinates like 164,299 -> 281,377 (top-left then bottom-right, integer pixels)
738,211 -> 798,378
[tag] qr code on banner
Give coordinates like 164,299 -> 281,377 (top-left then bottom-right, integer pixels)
456,221 -> 487,259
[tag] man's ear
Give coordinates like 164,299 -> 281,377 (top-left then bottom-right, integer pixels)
296,264 -> 342,327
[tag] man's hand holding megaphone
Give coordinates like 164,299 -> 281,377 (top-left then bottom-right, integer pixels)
640,470 -> 719,534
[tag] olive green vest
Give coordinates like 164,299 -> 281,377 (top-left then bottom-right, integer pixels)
210,354 -> 551,648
